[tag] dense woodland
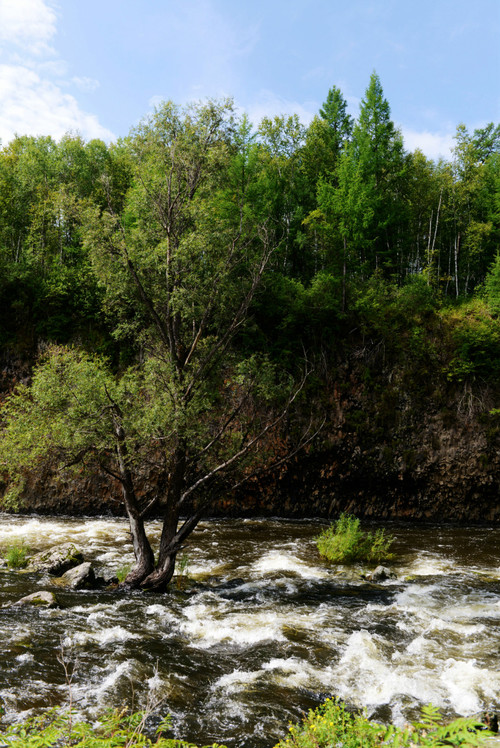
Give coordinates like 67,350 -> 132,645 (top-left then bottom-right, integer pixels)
1,73 -> 499,358
1,73 -> 500,585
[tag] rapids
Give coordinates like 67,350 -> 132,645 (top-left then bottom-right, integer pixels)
1,515 -> 500,747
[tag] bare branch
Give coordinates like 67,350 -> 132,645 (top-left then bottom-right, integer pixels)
177,367 -> 311,508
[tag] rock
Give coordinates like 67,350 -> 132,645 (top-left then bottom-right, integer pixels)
58,562 -> 95,590
11,590 -> 59,608
94,569 -> 119,587
369,565 -> 396,582
27,543 -> 84,576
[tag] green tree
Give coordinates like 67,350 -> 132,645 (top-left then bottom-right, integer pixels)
485,252 -> 500,314
1,100 -> 312,592
350,72 -> 407,277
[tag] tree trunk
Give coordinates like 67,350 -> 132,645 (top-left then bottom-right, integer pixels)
114,423 -> 155,587
122,483 -> 156,587
140,506 -> 179,591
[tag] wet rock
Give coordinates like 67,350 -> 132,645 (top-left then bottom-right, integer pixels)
368,565 -> 396,582
27,543 -> 84,576
484,712 -> 499,733
11,590 -> 59,608
59,562 -> 95,590
94,569 -> 119,587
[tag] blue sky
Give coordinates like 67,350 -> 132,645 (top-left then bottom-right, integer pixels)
0,0 -> 499,159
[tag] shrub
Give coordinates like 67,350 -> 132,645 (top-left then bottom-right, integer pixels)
116,563 -> 132,583
315,513 -> 394,564
273,698 -> 489,747
3,541 -> 29,569
0,707 -> 227,747
485,252 -> 500,315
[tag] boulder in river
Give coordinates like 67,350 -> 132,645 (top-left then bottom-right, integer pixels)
58,562 -> 95,590
368,565 -> 396,582
10,590 -> 59,608
27,543 -> 84,576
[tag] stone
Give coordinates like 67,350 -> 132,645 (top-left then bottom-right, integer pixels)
11,590 -> 59,608
369,565 -> 396,582
94,569 -> 119,587
59,562 -> 95,590
27,543 -> 84,576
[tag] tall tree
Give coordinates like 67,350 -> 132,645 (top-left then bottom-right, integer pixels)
349,72 -> 407,277
1,100 -> 312,592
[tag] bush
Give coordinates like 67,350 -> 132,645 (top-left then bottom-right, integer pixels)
273,698 -> 489,747
116,563 -> 132,583
2,541 -> 29,569
315,513 -> 394,564
485,252 -> 500,315
0,707 -> 227,747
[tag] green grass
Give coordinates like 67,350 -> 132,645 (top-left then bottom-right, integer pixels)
115,563 -> 132,583
2,541 -> 29,569
315,513 -> 394,564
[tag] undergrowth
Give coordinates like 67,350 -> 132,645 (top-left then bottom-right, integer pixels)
0,707 -> 226,747
0,701 -> 489,748
1,541 -> 29,569
315,513 -> 394,564
274,699 -> 490,747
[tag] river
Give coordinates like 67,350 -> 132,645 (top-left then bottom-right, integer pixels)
1,515 -> 500,747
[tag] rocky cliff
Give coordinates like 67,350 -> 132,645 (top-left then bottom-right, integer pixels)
3,346 -> 498,523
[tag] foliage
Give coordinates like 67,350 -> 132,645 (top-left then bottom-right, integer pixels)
2,540 -> 29,569
484,252 -> 500,315
315,513 -> 394,564
175,554 -> 190,590
273,698 -> 490,748
1,77 -> 499,588
116,564 -> 132,584
444,300 -> 500,382
0,702 -> 489,748
0,707 -> 226,747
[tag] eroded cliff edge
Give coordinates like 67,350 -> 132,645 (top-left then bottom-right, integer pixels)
2,344 -> 499,523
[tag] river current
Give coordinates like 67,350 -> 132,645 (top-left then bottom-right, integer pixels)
1,515 -> 500,747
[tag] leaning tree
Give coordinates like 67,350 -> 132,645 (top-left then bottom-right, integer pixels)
0,100 -> 315,591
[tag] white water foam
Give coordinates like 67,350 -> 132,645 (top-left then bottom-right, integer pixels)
180,602 -> 286,647
63,626 -> 142,647
251,551 -> 329,579
441,659 -> 500,714
213,669 -> 262,693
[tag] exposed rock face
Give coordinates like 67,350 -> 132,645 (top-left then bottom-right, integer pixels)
10,590 -> 58,608
2,349 -> 499,523
27,543 -> 84,575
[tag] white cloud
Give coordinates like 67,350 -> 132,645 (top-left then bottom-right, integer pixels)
0,0 -> 57,54
401,127 -> 455,160
0,0 -> 114,145
72,76 -> 100,93
0,64 -> 114,144
246,90 -> 317,128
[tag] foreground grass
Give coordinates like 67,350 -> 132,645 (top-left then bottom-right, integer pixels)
0,708 -> 225,747
0,700 -> 491,748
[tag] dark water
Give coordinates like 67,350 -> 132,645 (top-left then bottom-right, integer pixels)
1,515 -> 500,747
